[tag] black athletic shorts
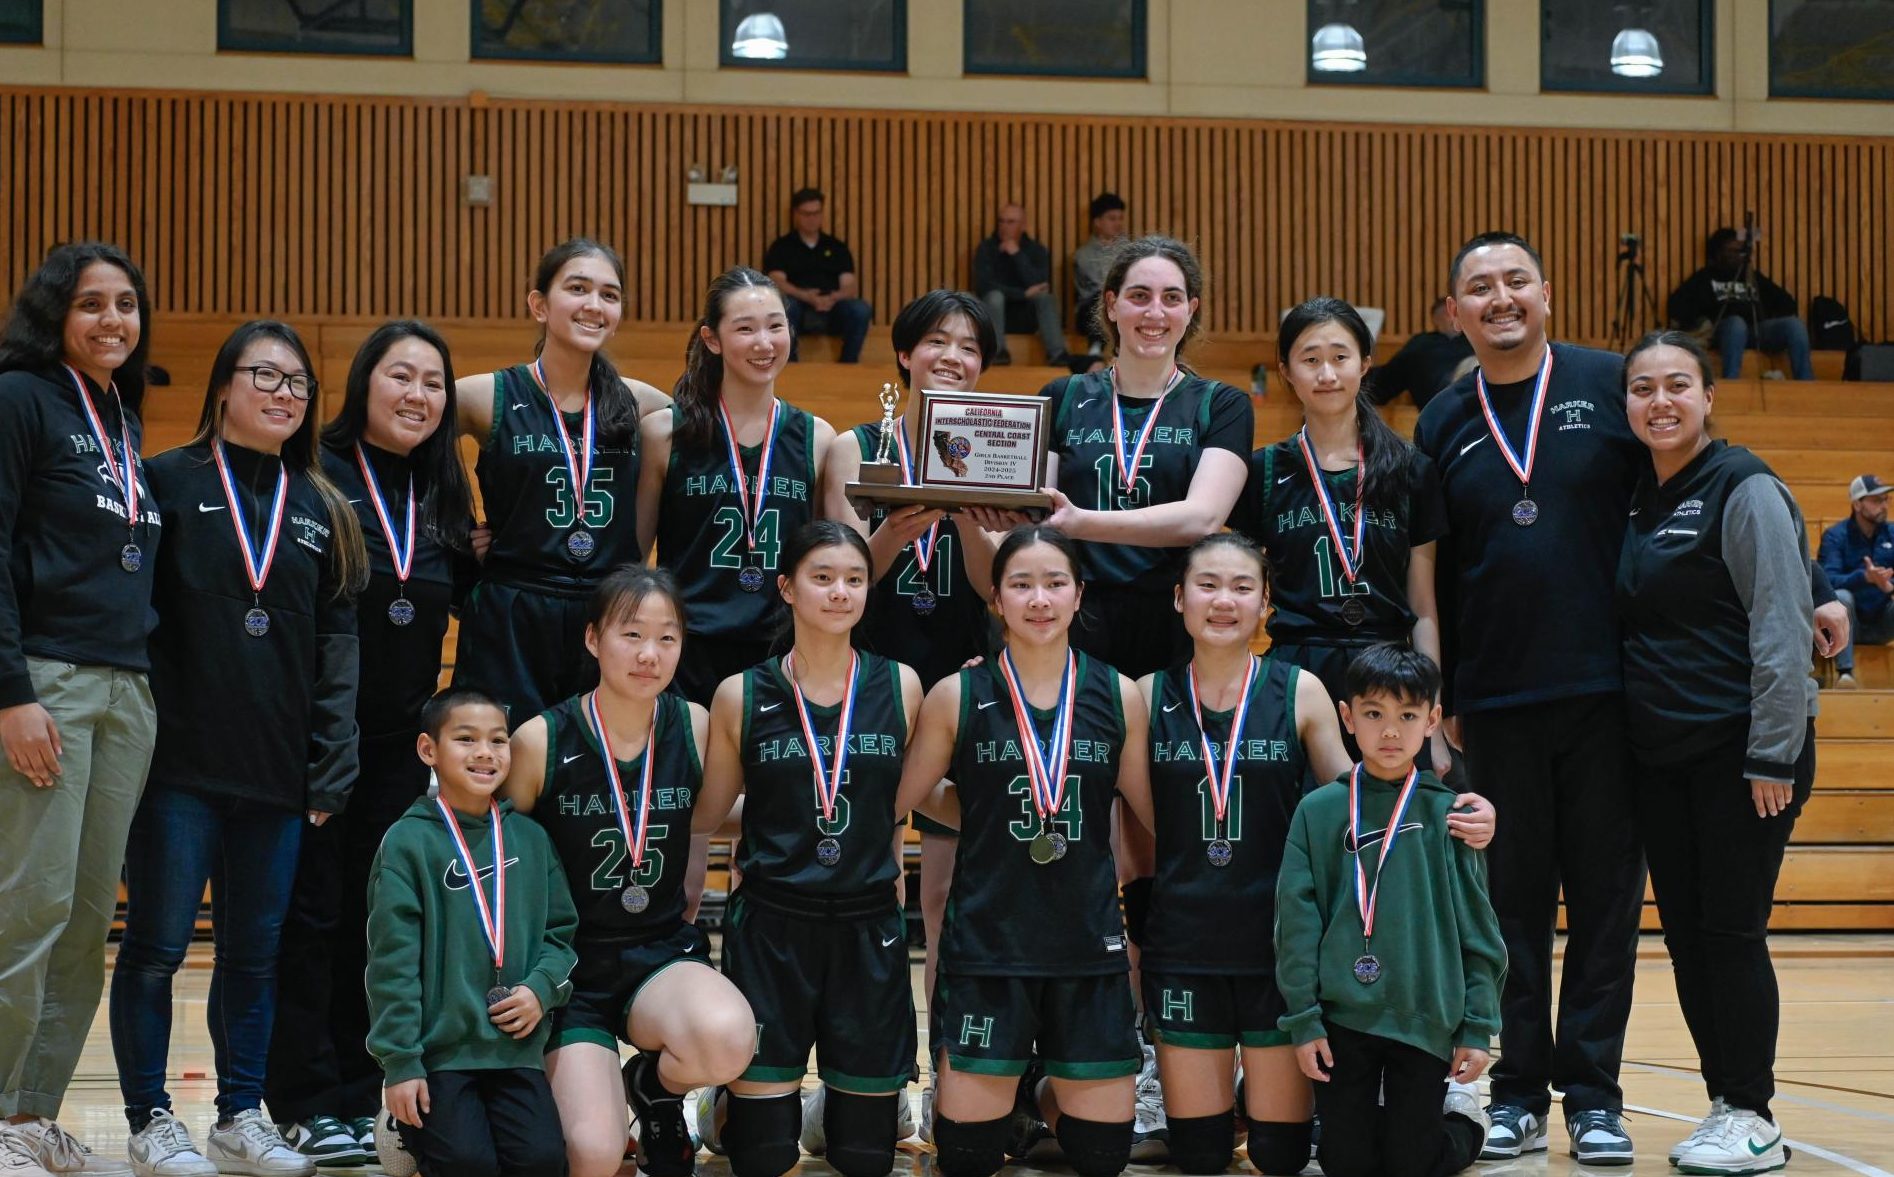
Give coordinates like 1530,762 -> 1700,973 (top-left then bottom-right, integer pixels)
1141,969 -> 1290,1050
674,633 -> 777,708
720,885 -> 916,1092
933,972 -> 1140,1081
454,580 -> 597,723
548,922 -> 714,1051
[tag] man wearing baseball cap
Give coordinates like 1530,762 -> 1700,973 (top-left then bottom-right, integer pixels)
1818,474 -> 1894,687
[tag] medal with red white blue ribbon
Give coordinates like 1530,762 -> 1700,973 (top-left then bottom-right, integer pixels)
354,443 -> 417,626
211,438 -> 288,638
1186,654 -> 1259,867
528,359 -> 599,560
891,427 -> 943,615
997,649 -> 1078,864
1347,763 -> 1421,984
1473,347 -> 1555,527
585,691 -> 660,913
783,650 -> 860,867
65,365 -> 143,573
1108,366 -> 1186,493
1297,427 -> 1369,625
433,795 -> 512,1006
719,399 -> 780,592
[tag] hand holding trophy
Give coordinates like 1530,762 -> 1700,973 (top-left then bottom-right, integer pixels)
845,381 -> 1053,520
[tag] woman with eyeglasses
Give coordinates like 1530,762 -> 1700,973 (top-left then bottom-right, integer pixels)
109,321 -> 366,1177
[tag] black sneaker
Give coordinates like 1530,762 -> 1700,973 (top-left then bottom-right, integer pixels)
1004,1061 -> 1053,1159
623,1055 -> 697,1177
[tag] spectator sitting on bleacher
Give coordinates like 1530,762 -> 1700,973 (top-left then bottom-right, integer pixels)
764,186 -> 873,363
1667,227 -> 1814,381
1368,295 -> 1475,410
973,203 -> 1071,368
1819,474 -> 1894,689
1072,192 -> 1126,355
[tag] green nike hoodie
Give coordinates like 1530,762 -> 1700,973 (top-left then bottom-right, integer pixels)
1274,768 -> 1506,1061
367,796 -> 579,1084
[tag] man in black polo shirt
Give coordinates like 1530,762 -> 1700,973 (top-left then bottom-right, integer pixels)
1416,232 -> 1844,1167
1370,295 -> 1475,411
763,187 -> 873,363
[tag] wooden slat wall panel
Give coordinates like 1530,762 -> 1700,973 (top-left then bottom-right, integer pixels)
2,87 -> 1889,343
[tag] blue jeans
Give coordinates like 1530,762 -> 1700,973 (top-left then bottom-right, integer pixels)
1713,313 -> 1814,380
109,786 -> 302,1126
1835,587 -> 1894,673
785,296 -> 873,363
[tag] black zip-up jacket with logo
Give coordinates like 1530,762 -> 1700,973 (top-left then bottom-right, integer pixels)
145,440 -> 359,812
0,367 -> 162,706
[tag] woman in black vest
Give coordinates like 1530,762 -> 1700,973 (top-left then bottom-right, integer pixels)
1616,331 -> 1815,1176
0,243 -> 160,1174
265,321 -> 476,1164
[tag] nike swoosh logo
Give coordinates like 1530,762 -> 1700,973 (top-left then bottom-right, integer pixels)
1076,398 -> 1096,409
443,855 -> 521,890
510,402 -> 529,411
347,498 -> 364,505
1822,319 -> 1847,330
978,700 -> 998,710
1748,1133 -> 1781,1156
1458,436 -> 1487,457
1276,473 -> 1294,485
1163,701 -> 1183,713
562,753 -> 584,765
198,502 -> 226,513
881,934 -> 901,947
758,702 -> 781,713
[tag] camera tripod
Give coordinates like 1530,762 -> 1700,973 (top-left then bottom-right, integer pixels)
1611,233 -> 1661,352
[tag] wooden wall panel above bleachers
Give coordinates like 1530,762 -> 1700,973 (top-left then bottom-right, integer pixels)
2,87 -> 1890,347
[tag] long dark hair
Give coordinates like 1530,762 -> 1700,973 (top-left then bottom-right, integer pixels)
191,320 -> 368,595
1278,297 -> 1413,506
0,241 -> 154,413
320,320 -> 475,555
1094,235 -> 1205,360
1623,329 -> 1716,388
890,290 -> 996,388
775,520 -> 875,644
672,266 -> 783,450
589,563 -> 689,638
531,238 -> 639,449
992,524 -> 1084,588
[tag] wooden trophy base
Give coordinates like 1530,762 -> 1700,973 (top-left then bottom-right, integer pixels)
844,462 -> 1051,520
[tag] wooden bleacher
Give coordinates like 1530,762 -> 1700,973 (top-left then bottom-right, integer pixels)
130,318 -> 1894,933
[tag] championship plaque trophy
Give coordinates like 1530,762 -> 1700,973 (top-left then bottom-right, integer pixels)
846,382 -> 1054,518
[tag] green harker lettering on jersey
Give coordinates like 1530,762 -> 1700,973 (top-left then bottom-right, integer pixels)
510,433 -> 570,456
682,471 -> 809,500
556,786 -> 692,818
1275,504 -> 1401,534
1153,737 -> 1292,764
753,732 -> 899,764
1063,425 -> 1196,448
972,738 -> 1113,765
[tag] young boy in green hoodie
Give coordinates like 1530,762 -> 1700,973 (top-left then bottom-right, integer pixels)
1274,644 -> 1506,1177
366,686 -> 579,1177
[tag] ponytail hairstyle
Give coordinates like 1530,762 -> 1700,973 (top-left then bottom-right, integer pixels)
531,238 -> 640,449
191,319 -> 369,596
1094,235 -> 1206,362
672,266 -> 784,451
0,241 -> 154,414
1277,296 -> 1413,506
321,319 -> 475,554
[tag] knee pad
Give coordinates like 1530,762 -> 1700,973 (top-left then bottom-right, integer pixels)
931,1113 -> 1010,1177
1119,877 -> 1154,947
1053,1113 -> 1132,1177
1245,1118 -> 1314,1177
721,1092 -> 801,1177
1167,1111 -> 1236,1175
822,1089 -> 898,1177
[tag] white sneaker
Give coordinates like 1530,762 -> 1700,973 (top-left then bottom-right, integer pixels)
125,1112 -> 215,1177
1128,1042 -> 1169,1162
370,1111 -> 415,1177
273,1118 -> 365,1168
8,1120 -> 131,1176
919,1080 -> 936,1145
799,1086 -> 827,1155
691,1088 -> 727,1156
1676,1108 -> 1788,1175
1480,1104 -> 1548,1159
894,1089 -> 915,1142
1670,1098 -> 1731,1166
203,1111 -> 313,1177
1836,672 -> 1859,689
1443,1088 -> 1491,1138
1,1125 -> 56,1177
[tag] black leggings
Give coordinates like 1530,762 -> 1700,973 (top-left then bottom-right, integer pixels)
1633,722 -> 1814,1119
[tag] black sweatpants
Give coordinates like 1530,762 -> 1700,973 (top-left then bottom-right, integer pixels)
454,580 -> 597,724
268,732 -> 429,1122
1460,691 -> 1644,1117
397,1067 -> 567,1177
1313,1024 -> 1485,1177
1633,721 -> 1813,1120
1071,580 -> 1189,680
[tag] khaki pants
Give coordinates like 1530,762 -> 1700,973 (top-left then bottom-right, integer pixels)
0,658 -> 155,1117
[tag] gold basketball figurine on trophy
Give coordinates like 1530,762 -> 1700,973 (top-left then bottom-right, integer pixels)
844,381 -> 1053,518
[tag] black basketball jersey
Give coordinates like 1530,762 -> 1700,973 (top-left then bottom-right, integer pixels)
737,652 -> 907,894
1042,371 -> 1253,589
848,423 -> 989,685
473,365 -> 642,590
941,653 -> 1129,977
1234,438 -> 1449,645
1142,657 -> 1307,974
656,402 -> 818,639
530,692 -> 702,942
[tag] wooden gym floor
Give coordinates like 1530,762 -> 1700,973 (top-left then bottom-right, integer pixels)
47,935 -> 1894,1176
